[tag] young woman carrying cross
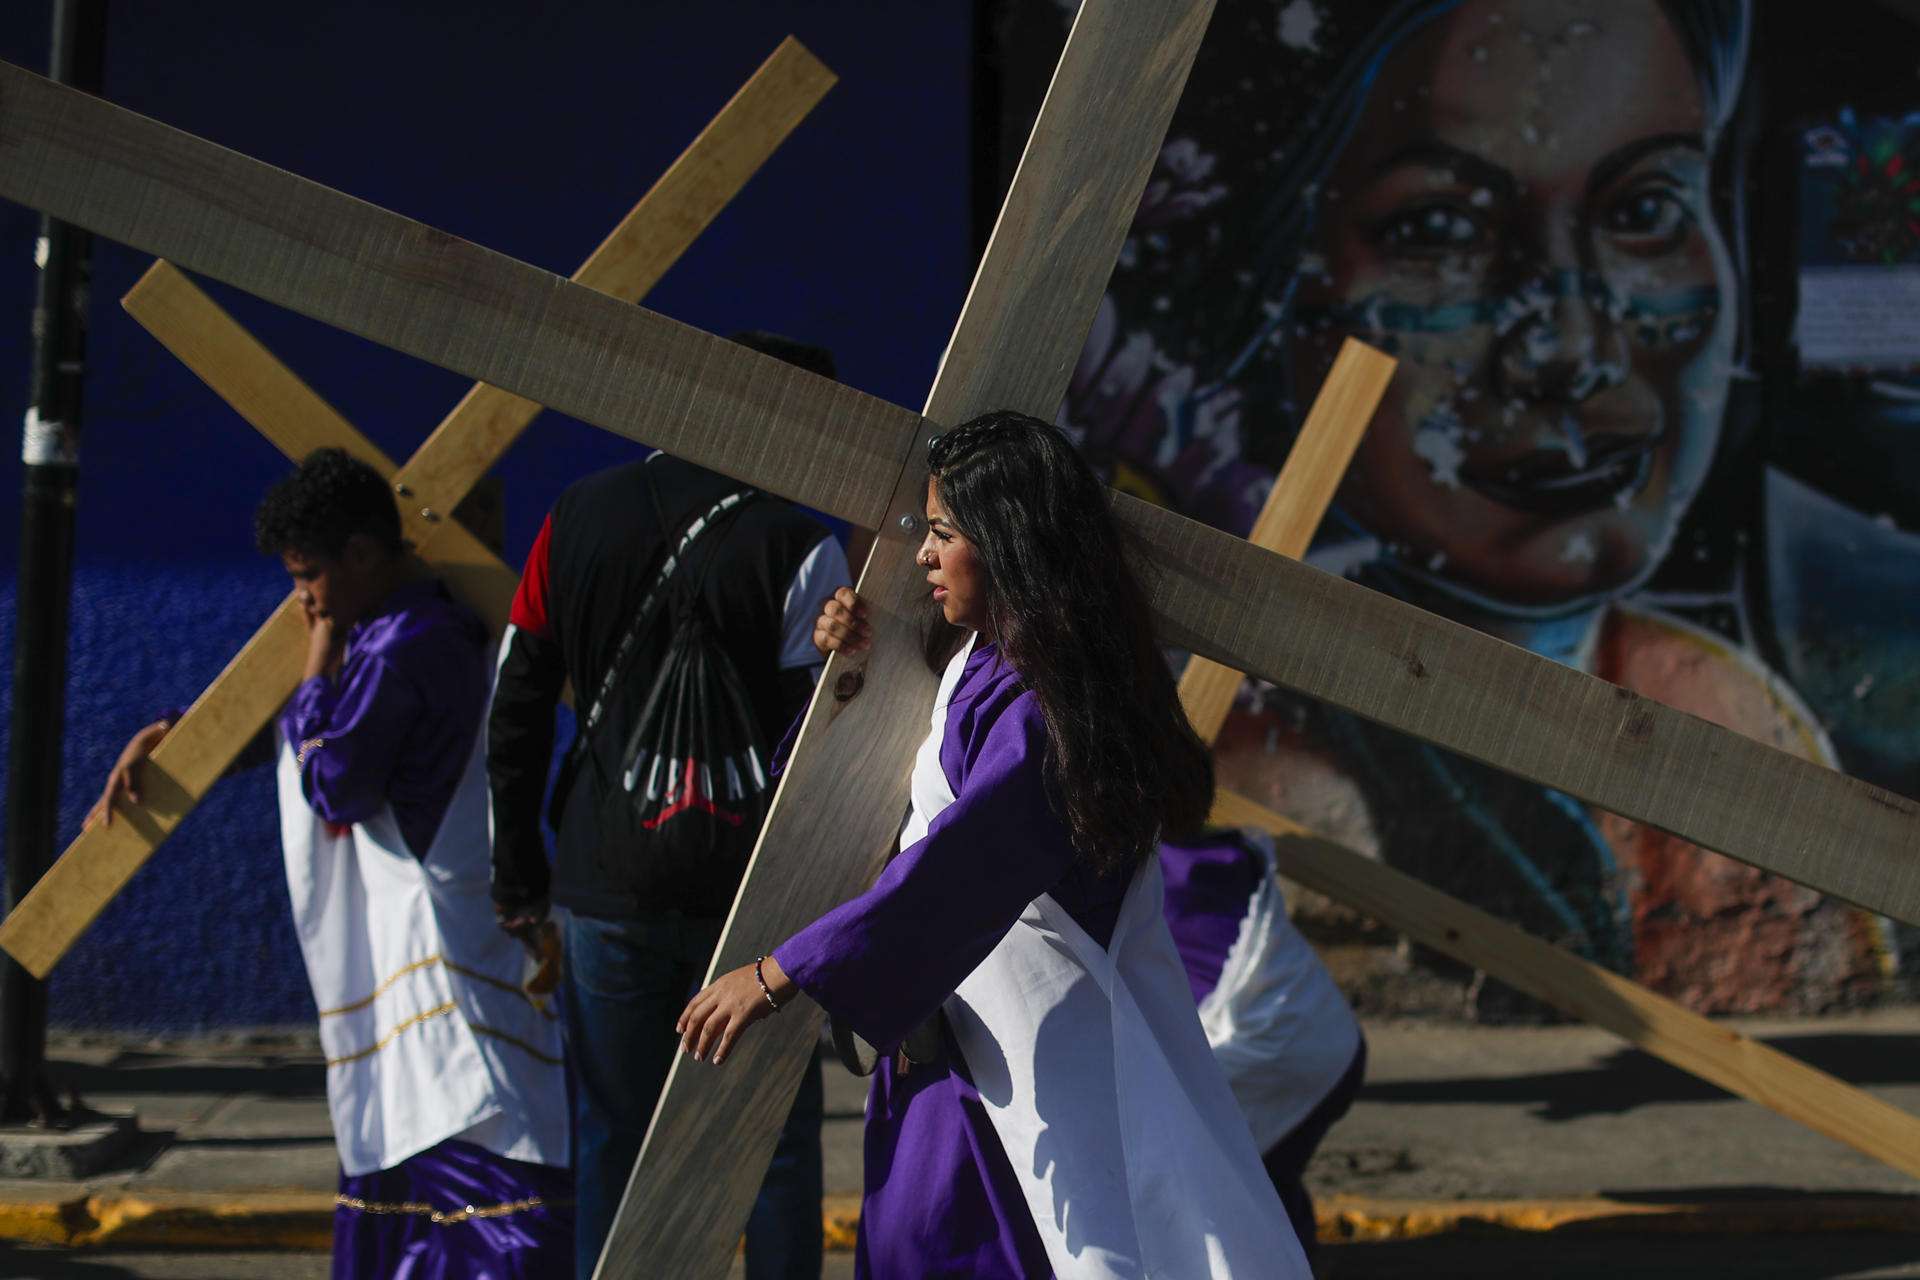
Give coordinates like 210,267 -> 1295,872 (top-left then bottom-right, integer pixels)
677,412 -> 1312,1278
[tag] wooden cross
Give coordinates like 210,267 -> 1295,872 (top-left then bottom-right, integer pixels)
0,36 -> 836,977
116,166 -> 1920,1260
0,0 -> 1915,1272
1175,343 -> 1920,1184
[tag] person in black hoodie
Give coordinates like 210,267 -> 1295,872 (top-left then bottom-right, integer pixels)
486,331 -> 851,1280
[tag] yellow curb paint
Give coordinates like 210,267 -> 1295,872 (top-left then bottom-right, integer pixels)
4,1191 -> 1918,1252
75,1193 -> 334,1250
821,1193 -> 861,1251
0,1193 -> 333,1249
0,1200 -> 75,1246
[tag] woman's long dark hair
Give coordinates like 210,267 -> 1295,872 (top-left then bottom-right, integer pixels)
926,410 -> 1213,877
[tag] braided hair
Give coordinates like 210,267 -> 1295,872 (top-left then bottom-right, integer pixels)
926,410 -> 1214,877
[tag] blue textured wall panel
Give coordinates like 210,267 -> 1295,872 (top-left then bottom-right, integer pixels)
0,2 -> 974,1031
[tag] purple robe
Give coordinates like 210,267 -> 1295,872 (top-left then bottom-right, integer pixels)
279,579 -> 488,857
1159,836 -> 1266,1006
775,643 -> 1126,1279
271,579 -> 572,1276
333,1138 -> 573,1279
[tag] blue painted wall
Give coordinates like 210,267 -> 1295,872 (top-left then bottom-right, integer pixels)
0,2 -> 976,1031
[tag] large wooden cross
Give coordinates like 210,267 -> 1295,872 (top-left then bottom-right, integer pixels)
1176,342 -> 1920,1185
0,36 -> 836,975
0,0 -> 1915,1273
113,159 -> 1920,1266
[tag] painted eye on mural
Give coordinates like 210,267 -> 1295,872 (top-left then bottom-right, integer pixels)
1375,202 -> 1486,254
1598,183 -> 1694,254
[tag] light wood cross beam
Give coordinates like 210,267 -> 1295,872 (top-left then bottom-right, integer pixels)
604,3 -> 1222,1272
0,49 -> 1908,918
1216,794 -> 1920,1182
123,260 -> 519,620
1171,350 -> 1920,1184
0,45 -> 1909,916
1,0 -> 1917,1259
0,37 -> 836,978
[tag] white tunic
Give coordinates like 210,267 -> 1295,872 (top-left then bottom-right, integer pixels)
903,637 -> 1311,1279
277,716 -> 569,1177
1197,830 -> 1362,1153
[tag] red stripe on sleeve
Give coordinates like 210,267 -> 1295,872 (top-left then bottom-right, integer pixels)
509,513 -> 556,638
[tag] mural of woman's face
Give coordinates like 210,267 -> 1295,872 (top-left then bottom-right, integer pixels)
1292,0 -> 1735,608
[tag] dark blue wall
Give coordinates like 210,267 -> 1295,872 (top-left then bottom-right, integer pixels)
0,2 -> 976,1030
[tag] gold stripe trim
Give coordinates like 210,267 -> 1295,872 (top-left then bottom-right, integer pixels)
445,959 -> 559,1019
444,958 -> 521,996
334,1193 -> 571,1226
471,1023 -> 564,1067
326,1001 -> 458,1066
319,954 -> 445,1019
319,955 -> 556,1021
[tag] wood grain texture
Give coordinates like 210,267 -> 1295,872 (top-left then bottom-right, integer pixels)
123,260 -> 399,474
395,36 -> 838,524
0,40 -> 836,978
1120,492 -> 1920,923
122,261 -> 520,630
1181,366 -> 1920,1184
0,55 -> 905,529
597,2 -> 1219,1275
1210,788 -> 1920,1182
0,599 -> 308,978
3,33 -> 1912,920
1176,337 -> 1391,742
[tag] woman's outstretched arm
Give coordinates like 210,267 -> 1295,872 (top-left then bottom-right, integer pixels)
677,686 -> 1076,1067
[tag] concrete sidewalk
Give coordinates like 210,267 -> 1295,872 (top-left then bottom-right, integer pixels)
2,1009 -> 1917,1256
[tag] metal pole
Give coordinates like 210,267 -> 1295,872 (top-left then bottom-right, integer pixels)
1,0 -> 107,1126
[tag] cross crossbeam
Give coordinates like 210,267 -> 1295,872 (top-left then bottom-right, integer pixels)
0,7 -> 1916,1272
0,59 -> 1907,924
1171,341 -> 1920,1184
1215,791 -> 1920,1182
600,3 -> 1221,1271
0,37 -> 836,977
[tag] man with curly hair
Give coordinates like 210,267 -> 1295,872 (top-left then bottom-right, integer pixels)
88,447 -> 571,1278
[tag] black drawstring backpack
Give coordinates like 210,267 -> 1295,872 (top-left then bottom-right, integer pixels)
554,475 -> 775,917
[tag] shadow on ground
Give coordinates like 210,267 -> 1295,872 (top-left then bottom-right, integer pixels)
51,1056 -> 325,1100
1319,1231 -> 1920,1279
1359,1032 -> 1920,1120
0,1245 -> 332,1279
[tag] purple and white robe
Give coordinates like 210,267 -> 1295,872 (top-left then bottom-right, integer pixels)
1160,830 -> 1362,1156
275,580 -> 570,1278
776,635 -> 1309,1279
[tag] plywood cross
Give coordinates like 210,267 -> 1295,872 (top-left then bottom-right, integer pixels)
0,0 -> 1915,1271
0,36 -> 836,977
1172,340 -> 1920,1184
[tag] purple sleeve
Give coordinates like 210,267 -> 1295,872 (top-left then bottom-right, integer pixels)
769,710 -> 806,778
1159,835 -> 1264,1006
773,692 -> 1074,1051
276,659 -> 421,829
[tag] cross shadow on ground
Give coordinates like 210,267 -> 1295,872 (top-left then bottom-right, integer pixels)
1318,1230 -> 1920,1279
1357,1032 -> 1920,1120
49,1056 -> 325,1100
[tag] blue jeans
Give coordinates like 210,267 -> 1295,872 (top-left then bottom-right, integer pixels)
563,912 -> 824,1280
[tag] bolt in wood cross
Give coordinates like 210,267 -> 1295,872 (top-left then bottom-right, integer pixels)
0,1 -> 1916,1274
0,36 -> 836,976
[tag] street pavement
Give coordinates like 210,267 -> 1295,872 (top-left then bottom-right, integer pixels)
0,1007 -> 1913,1277
3,1232 -> 1917,1278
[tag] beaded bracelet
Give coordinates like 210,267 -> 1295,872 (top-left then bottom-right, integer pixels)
753,955 -> 784,1013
